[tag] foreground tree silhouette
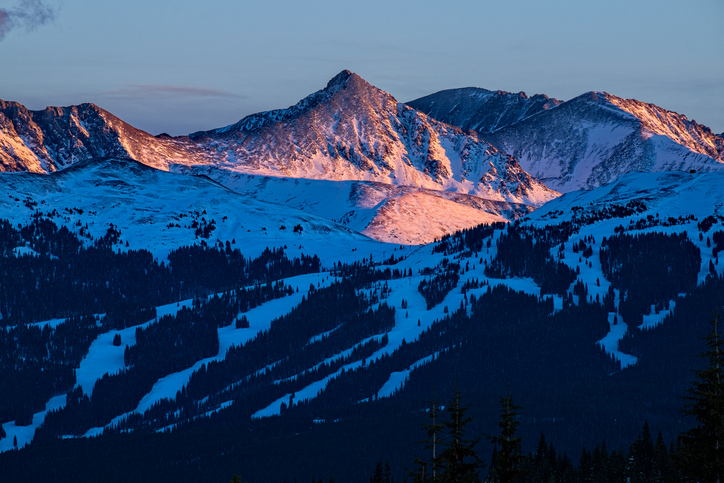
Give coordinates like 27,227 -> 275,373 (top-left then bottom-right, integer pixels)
439,385 -> 484,483
487,390 -> 524,483
678,311 -> 724,483
409,385 -> 484,483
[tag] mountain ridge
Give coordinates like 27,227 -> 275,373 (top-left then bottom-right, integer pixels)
476,90 -> 724,192
406,87 -> 562,133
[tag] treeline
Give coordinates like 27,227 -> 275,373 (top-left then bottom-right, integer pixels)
168,244 -> 320,294
433,222 -> 506,256
0,218 -> 174,324
418,259 -> 460,309
38,297 -> 225,436
332,258 -> 410,286
0,216 -> 321,326
37,279 -> 302,437
0,216 -> 321,424
297,283 -> 616,434
569,200 -> 647,225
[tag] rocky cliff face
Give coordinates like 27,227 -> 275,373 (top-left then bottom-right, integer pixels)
0,100 -> 199,172
406,87 -> 561,133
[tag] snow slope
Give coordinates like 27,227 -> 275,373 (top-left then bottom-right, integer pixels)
529,170 -> 724,223
0,72 -> 561,244
0,72 -> 557,208
180,169 -> 534,245
0,157 -> 384,264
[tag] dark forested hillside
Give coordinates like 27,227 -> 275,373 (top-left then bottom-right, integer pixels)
0,206 -> 722,483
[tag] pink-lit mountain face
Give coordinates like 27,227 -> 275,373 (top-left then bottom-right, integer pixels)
185,70 -> 556,206
411,90 -> 724,193
0,72 -> 556,206
0,100 -> 199,172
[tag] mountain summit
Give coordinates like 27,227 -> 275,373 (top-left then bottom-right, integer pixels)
197,70 -> 356,135
185,70 -> 556,206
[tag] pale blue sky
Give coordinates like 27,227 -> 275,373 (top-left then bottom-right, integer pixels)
1,0 -> 722,135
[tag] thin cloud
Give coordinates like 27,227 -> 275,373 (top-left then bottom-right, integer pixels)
0,0 -> 57,40
104,84 -> 245,100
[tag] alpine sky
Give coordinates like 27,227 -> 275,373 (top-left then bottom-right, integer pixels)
0,0 -> 722,136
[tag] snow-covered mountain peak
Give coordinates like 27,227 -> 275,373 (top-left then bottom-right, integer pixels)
406,87 -> 562,134
326,69 -> 354,88
199,70 -> 387,136
0,72 -> 558,245
180,73 -> 556,207
473,90 -> 724,193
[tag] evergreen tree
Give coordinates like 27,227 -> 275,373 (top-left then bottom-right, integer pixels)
627,421 -> 655,483
678,312 -> 724,483
439,384 -> 484,483
652,432 -> 671,483
423,389 -> 445,482
578,447 -> 592,483
409,386 -> 483,483
487,390 -> 524,483
372,460 -> 384,483
531,433 -> 553,483
409,389 -> 445,483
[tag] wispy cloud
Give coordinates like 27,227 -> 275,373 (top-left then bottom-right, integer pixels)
0,0 -> 57,40
104,84 -> 245,100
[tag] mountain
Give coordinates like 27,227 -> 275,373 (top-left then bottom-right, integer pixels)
477,91 -> 724,192
1,167 -> 722,483
528,170 -> 724,226
406,87 -> 562,133
186,71 -> 555,206
0,72 -> 558,244
2,72 -> 724,483
409,89 -> 724,193
0,72 -> 557,207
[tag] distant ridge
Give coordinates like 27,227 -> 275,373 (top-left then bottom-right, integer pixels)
406,87 -> 562,133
